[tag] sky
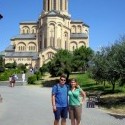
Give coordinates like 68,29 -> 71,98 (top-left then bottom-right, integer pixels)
0,0 -> 125,52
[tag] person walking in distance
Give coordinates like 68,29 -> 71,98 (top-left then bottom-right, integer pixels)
68,78 -> 86,125
22,72 -> 26,82
11,75 -> 16,87
9,75 -> 12,87
52,74 -> 69,125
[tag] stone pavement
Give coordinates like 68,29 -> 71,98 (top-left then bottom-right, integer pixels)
0,86 -> 125,125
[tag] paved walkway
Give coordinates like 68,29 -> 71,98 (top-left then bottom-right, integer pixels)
0,86 -> 125,125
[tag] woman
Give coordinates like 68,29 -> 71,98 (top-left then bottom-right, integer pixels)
68,78 -> 86,125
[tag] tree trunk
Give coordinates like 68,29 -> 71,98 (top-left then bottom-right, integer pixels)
66,72 -> 70,83
111,81 -> 115,93
103,81 -> 106,88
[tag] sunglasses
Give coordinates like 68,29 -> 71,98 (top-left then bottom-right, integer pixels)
60,78 -> 66,81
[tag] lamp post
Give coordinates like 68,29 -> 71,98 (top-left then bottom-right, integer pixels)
0,14 -> 3,19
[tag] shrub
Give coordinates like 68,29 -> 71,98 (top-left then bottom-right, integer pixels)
34,71 -> 41,80
17,63 -> 26,71
5,63 -> 14,69
0,73 -> 9,81
0,67 -> 5,72
27,75 -> 37,84
0,69 -> 21,81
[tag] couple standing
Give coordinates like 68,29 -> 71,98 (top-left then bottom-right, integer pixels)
52,74 -> 86,125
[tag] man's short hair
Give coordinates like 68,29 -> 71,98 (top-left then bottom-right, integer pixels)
60,74 -> 66,79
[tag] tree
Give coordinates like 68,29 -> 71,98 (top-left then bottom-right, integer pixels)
47,49 -> 73,81
72,46 -> 93,72
39,63 -> 49,75
89,38 -> 125,92
0,57 -> 5,72
13,61 -> 17,68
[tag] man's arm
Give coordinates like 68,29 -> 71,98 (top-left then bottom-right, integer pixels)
51,94 -> 56,111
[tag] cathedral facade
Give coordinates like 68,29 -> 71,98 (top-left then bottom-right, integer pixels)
4,0 -> 89,68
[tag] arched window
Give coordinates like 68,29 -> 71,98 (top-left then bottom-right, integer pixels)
70,41 -> 77,51
49,24 -> 55,47
28,42 -> 36,51
32,29 -> 34,33
47,52 -> 54,59
57,38 -> 61,48
23,29 -> 25,34
27,29 -> 29,34
78,25 -> 82,33
22,26 -> 30,34
64,32 -> 68,49
72,26 -> 76,33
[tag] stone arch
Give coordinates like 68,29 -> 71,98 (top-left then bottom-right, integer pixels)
64,31 -> 68,49
17,42 -> 26,51
31,26 -> 37,34
85,29 -> 88,33
79,41 -> 86,47
48,21 -> 56,25
57,23 -> 63,27
77,25 -> 82,33
70,41 -> 77,51
22,26 -> 30,34
28,42 -> 37,51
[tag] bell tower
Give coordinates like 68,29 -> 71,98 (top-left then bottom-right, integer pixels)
43,0 -> 69,16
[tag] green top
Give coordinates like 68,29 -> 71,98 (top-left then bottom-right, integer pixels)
68,88 -> 82,106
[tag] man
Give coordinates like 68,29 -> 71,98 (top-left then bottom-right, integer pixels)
52,74 -> 69,125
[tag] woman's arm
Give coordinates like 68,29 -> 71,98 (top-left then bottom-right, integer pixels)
80,90 -> 86,102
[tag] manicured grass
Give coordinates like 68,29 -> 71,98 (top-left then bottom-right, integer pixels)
70,72 -> 95,85
70,72 -> 125,93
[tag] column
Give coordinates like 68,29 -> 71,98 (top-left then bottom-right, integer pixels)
49,0 -> 51,11
55,25 -> 57,48
58,0 -> 60,11
66,0 -> 68,11
62,0 -> 65,11
42,31 -> 44,49
47,26 -> 50,47
51,0 -> 53,10
46,0 -> 48,12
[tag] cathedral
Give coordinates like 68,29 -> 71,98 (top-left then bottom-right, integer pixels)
4,0 -> 89,68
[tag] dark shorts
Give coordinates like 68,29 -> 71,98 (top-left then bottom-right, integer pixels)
54,107 -> 68,120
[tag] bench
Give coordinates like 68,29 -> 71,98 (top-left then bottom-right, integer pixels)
86,92 -> 102,108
